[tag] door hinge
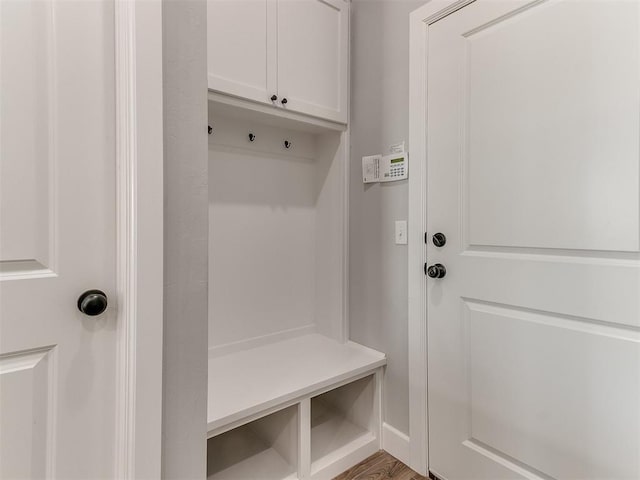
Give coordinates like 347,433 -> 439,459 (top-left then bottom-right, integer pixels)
424,262 -> 428,275
424,231 -> 428,243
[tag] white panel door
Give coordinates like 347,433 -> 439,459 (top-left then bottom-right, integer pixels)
425,1 -> 640,479
207,0 -> 277,105
0,1 -> 117,478
277,0 -> 348,123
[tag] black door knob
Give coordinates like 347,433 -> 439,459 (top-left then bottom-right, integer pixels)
427,264 -> 446,279
432,232 -> 446,247
270,94 -> 278,101
77,289 -> 108,316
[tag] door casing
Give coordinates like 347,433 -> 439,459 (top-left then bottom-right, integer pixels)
408,0 -> 483,475
113,1 -> 164,477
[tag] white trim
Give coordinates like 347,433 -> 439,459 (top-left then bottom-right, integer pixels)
208,325 -> 317,358
114,1 -> 137,474
207,91 -> 347,133
408,0 -> 475,476
341,126 -> 351,344
310,434 -> 379,480
114,1 -> 163,478
298,399 -> 312,480
408,4 -> 429,475
382,423 -> 411,467
341,3 -> 351,344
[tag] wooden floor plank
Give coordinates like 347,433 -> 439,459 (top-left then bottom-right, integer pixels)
333,450 -> 427,480
333,451 -> 387,480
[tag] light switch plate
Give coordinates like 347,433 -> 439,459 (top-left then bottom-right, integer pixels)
395,220 -> 407,245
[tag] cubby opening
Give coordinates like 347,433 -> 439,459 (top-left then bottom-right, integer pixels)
207,406 -> 298,480
310,375 -> 376,469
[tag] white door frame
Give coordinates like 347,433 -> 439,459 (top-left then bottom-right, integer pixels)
114,1 -> 164,478
407,0 -> 476,475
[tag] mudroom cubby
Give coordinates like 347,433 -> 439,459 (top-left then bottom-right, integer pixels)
207,406 -> 299,480
310,375 -> 379,475
207,94 -> 386,479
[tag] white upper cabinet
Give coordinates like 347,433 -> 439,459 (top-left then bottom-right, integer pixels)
277,0 -> 348,124
207,0 -> 277,105
207,0 -> 348,124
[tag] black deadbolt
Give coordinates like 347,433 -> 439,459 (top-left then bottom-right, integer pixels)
432,232 -> 446,247
77,289 -> 108,316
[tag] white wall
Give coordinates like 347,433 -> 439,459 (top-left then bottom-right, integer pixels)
349,0 -> 425,437
208,119 -> 318,349
162,0 -> 209,478
207,114 -> 347,349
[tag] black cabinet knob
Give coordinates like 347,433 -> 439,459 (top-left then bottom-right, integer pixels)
281,98 -> 288,105
432,232 -> 446,247
427,264 -> 446,279
77,289 -> 108,316
270,94 -> 278,101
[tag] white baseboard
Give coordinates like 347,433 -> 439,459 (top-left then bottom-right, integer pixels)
208,324 -> 317,358
311,434 -> 380,480
382,422 -> 411,467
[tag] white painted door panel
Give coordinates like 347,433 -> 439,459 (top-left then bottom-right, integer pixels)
426,1 -> 640,479
0,1 -> 116,478
465,1 -> 639,252
207,0 -> 277,105
277,0 -> 348,123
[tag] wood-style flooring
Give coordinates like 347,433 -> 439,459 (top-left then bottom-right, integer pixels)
333,451 -> 427,480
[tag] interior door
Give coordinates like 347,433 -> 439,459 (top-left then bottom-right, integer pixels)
426,1 -> 640,479
277,0 -> 348,123
0,1 -> 117,478
207,0 -> 277,105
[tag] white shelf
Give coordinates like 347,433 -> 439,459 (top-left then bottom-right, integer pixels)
208,91 -> 347,134
309,375 -> 379,477
207,406 -> 298,480
310,401 -> 373,464
207,434 -> 294,480
208,334 -> 386,437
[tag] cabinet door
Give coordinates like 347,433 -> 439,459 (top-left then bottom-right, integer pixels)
207,0 -> 277,105
277,0 -> 348,123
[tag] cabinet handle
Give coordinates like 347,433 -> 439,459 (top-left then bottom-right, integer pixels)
281,98 -> 288,105
270,94 -> 278,102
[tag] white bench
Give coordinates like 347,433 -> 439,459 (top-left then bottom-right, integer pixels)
207,334 -> 386,479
